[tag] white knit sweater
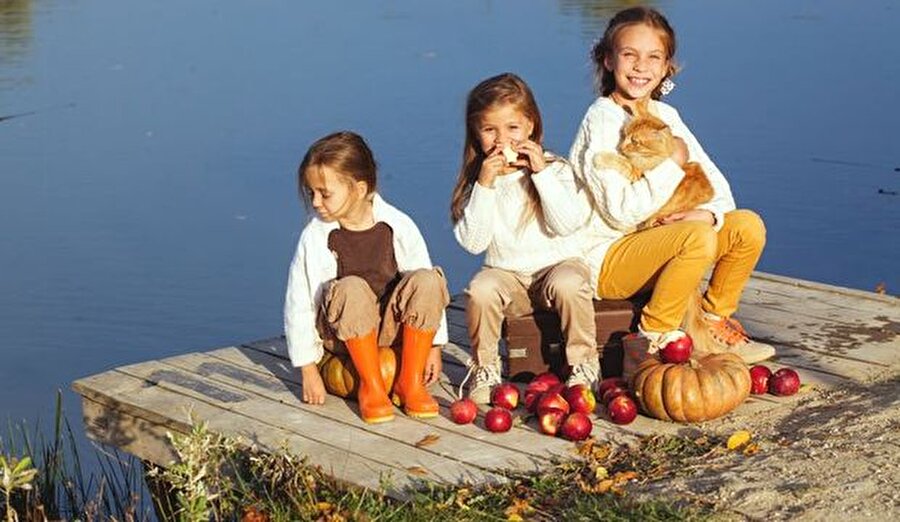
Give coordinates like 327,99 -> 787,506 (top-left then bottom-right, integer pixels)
453,159 -> 592,275
569,97 -> 737,289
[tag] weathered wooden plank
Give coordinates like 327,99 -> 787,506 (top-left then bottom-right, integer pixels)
117,358 -> 507,486
74,370 -> 413,495
747,271 -> 898,306
167,349 -> 555,473
208,345 -> 581,461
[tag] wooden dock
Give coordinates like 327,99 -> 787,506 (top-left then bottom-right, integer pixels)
72,272 -> 900,497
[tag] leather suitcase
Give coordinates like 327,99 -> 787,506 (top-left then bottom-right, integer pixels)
503,298 -> 645,382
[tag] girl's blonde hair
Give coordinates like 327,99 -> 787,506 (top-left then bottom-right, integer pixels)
591,7 -> 679,99
297,131 -> 377,206
449,73 -> 545,228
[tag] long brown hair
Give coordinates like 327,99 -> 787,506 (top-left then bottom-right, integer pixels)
591,7 -> 679,99
449,73 -> 545,227
297,131 -> 377,206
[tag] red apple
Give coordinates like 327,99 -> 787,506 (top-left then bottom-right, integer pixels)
449,398 -> 478,424
607,395 -> 638,425
598,377 -> 628,398
563,384 -> 596,415
527,371 -> 561,394
484,407 -> 513,433
536,392 -> 570,416
537,408 -> 567,436
659,334 -> 693,364
601,386 -> 629,406
524,389 -> 542,413
560,412 -> 593,441
491,383 -> 520,410
769,368 -> 800,396
749,365 -> 773,395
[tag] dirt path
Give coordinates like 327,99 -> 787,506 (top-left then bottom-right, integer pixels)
637,375 -> 900,520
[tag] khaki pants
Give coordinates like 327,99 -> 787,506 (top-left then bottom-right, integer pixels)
598,209 -> 766,332
465,259 -> 597,366
321,268 -> 450,350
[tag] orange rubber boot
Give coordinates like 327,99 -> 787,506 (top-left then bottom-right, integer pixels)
392,325 -> 439,418
345,330 -> 395,424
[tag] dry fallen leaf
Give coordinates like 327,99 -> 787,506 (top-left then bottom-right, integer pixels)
406,466 -> 429,476
594,466 -> 609,481
415,433 -> 441,448
743,442 -> 761,456
727,430 -> 753,450
799,383 -> 815,393
875,282 -> 886,294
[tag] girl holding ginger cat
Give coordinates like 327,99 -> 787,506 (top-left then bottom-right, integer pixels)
569,7 -> 773,366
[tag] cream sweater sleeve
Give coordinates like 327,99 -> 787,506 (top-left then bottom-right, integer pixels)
531,160 -> 591,236
569,101 -> 686,230
453,182 -> 496,254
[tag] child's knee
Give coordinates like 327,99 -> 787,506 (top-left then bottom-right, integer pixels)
405,268 -> 447,297
330,276 -> 375,302
546,264 -> 592,303
681,222 -> 718,261
728,209 -> 766,249
465,274 -> 505,310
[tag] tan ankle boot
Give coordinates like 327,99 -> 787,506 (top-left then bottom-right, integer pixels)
345,330 -> 395,424
392,325 -> 439,418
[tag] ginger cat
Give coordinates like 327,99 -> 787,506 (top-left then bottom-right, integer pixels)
594,99 -> 720,356
592,99 -> 714,230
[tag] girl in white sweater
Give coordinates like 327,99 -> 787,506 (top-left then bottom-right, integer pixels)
285,131 -> 449,423
569,7 -> 773,367
451,73 -> 597,403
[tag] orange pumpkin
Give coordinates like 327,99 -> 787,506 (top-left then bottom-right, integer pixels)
318,346 -> 397,399
631,353 -> 751,423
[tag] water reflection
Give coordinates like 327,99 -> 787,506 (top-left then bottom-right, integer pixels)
556,0 -> 653,36
0,0 -> 31,90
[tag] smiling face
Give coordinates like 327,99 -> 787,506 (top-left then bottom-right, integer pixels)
604,23 -> 670,109
475,102 -> 534,156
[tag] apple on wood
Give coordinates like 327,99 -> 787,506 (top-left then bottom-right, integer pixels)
536,392 -> 570,416
526,371 -> 561,394
598,377 -> 628,398
769,368 -> 800,396
601,386 -> 629,406
484,407 -> 513,433
491,382 -> 520,410
560,412 -> 593,441
538,408 -> 567,436
607,395 -> 638,425
449,398 -> 478,425
563,384 -> 596,415
749,365 -> 773,395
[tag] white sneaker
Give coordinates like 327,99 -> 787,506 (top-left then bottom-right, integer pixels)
464,360 -> 502,405
567,358 -> 600,390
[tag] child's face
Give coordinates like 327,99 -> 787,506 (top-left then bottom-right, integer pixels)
476,103 -> 534,155
304,165 -> 367,224
605,23 -> 669,105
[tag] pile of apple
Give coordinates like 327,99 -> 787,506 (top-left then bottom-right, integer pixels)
596,377 -> 638,425
749,365 -> 800,396
523,372 -> 595,441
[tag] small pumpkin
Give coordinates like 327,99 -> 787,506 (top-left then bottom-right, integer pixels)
631,353 -> 751,423
318,346 -> 397,399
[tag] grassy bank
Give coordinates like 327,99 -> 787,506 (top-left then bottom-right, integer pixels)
3,396 -> 720,521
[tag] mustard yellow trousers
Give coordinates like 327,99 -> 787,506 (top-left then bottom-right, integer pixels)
597,209 -> 766,333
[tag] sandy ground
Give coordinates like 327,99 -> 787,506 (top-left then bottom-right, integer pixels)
637,374 -> 900,520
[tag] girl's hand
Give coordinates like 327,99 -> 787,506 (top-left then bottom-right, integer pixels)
301,364 -> 326,405
477,146 -> 507,188
670,137 -> 688,167
422,346 -> 443,386
514,139 -> 547,173
659,209 -> 715,226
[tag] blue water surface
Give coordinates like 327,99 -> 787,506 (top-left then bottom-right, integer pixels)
1,0 -> 898,445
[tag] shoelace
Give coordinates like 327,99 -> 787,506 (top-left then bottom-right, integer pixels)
459,358 -> 501,399
709,317 -> 748,346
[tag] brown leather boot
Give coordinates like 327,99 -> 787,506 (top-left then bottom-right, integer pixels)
344,330 -> 395,424
392,325 -> 439,418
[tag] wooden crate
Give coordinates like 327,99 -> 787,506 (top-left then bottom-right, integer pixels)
503,298 -> 644,382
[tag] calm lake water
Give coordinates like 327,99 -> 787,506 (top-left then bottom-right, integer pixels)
2,0 -> 898,445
